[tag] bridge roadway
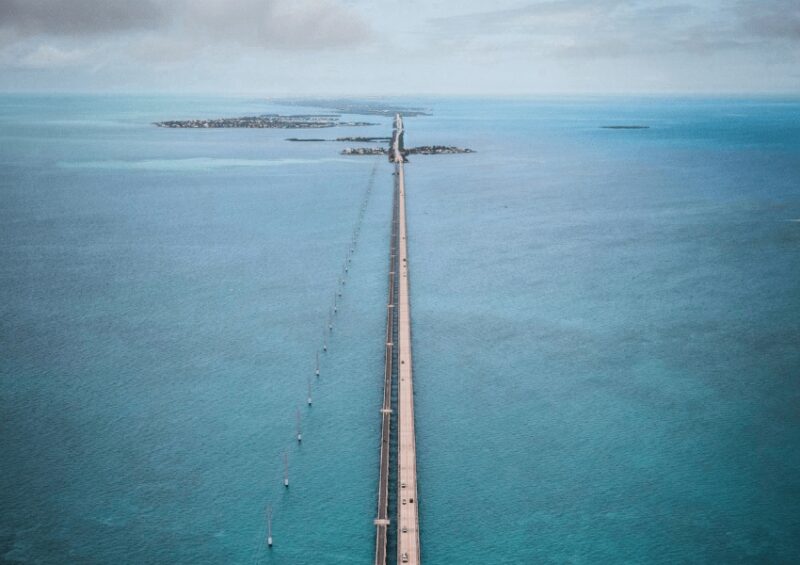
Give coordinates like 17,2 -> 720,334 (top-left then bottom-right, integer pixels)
393,115 -> 421,565
374,114 -> 420,565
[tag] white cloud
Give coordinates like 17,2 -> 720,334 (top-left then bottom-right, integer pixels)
4,43 -> 89,68
0,0 -> 164,36
0,0 -> 797,94
0,0 -> 371,50
180,0 -> 372,50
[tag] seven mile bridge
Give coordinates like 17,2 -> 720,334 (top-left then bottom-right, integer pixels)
374,114 -> 421,565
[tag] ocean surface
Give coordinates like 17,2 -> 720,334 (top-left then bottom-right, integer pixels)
1,94 -> 799,564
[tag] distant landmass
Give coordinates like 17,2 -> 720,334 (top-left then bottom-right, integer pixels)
272,98 -> 431,117
601,125 -> 650,129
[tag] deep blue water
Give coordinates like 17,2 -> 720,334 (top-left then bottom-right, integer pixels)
1,95 -> 799,564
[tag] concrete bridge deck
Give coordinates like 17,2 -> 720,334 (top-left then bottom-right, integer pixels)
393,115 -> 421,565
374,114 -> 421,565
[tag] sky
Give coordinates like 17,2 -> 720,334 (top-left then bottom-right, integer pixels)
0,0 -> 798,95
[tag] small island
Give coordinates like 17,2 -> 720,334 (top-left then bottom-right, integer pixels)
341,147 -> 388,156
336,136 -> 392,142
155,114 -> 377,129
405,145 -> 475,155
286,136 -> 393,143
341,145 -> 474,157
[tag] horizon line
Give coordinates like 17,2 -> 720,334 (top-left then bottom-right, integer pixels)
1,90 -> 799,99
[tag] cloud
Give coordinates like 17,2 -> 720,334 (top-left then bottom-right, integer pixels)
14,44 -> 89,68
737,0 -> 800,40
429,0 -> 800,61
0,0 -> 796,93
0,0 -> 164,36
0,0 -> 371,50
426,1 -> 775,59
429,0 -> 633,35
180,0 -> 372,50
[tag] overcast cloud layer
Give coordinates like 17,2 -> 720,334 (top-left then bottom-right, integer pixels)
0,0 -> 797,94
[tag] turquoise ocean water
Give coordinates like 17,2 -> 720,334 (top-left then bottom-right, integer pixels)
1,95 -> 799,563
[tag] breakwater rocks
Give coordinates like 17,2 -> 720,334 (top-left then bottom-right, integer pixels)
341,145 -> 474,156
155,114 -> 377,129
